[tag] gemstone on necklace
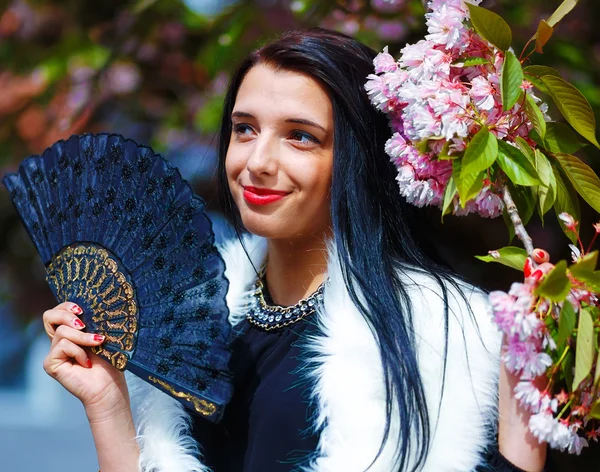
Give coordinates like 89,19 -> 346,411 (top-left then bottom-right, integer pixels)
247,275 -> 327,331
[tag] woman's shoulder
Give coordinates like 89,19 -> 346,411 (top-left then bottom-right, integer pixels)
396,266 -> 502,470
396,264 -> 502,388
397,265 -> 500,348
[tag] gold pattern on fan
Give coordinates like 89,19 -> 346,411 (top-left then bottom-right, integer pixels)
148,376 -> 218,417
46,243 -> 138,370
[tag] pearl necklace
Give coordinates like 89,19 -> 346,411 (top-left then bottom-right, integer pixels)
246,276 -> 325,331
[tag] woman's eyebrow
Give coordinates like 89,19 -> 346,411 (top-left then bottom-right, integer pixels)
285,118 -> 326,133
232,111 -> 326,133
231,111 -> 254,119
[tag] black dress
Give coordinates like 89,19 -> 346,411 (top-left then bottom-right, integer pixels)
191,317 -> 541,472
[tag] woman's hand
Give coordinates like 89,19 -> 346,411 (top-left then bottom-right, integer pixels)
498,360 -> 548,472
43,301 -> 140,471
42,301 -> 128,415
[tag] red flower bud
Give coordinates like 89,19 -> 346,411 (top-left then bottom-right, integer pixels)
533,249 -> 550,264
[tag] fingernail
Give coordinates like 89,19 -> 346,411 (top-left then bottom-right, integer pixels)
523,257 -> 533,277
71,304 -> 83,315
73,318 -> 85,329
533,249 -> 550,264
530,270 -> 543,282
92,334 -> 105,342
87,359 -> 92,368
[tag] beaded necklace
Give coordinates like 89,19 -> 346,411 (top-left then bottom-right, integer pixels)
246,271 -> 325,331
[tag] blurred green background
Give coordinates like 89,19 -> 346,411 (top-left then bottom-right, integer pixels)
0,0 -> 598,469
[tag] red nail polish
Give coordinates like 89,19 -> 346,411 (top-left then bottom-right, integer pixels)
71,304 -> 83,315
73,318 -> 85,329
530,270 -> 543,282
523,257 -> 533,278
93,334 -> 105,342
87,359 -> 92,368
533,249 -> 550,264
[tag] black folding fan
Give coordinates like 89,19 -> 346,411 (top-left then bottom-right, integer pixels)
2,133 -> 232,422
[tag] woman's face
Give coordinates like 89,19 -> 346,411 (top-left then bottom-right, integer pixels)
225,63 -> 334,241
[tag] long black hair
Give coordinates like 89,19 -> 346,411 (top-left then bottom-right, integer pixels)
217,28 -> 458,471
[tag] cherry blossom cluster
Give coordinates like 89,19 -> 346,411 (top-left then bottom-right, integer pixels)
489,215 -> 600,454
365,0 -> 545,217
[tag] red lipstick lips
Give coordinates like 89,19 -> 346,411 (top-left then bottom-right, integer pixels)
243,186 -> 289,205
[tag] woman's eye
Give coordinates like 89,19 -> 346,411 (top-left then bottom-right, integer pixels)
233,123 -> 253,137
289,130 -> 320,145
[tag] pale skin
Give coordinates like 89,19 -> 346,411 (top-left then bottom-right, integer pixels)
42,64 -> 546,471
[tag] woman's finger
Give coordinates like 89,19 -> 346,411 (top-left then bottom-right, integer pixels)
44,337 -> 91,374
43,303 -> 85,339
51,324 -> 105,349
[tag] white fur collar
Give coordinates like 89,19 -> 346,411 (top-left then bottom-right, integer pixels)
127,236 -> 501,472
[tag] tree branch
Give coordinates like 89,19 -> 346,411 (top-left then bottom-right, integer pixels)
502,185 -> 535,258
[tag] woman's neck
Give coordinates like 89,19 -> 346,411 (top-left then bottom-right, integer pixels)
264,233 -> 329,306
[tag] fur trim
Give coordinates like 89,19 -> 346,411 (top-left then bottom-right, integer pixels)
127,372 -> 209,472
219,235 -> 268,327
128,236 -> 502,472
301,248 -> 501,472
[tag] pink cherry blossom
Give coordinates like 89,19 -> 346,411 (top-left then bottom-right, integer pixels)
470,76 -> 497,111
514,381 -> 543,412
425,4 -> 469,49
373,46 -> 398,73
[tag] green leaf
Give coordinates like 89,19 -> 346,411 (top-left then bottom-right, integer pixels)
453,159 -> 485,207
563,349 -> 575,391
438,141 -> 458,161
535,20 -> 554,53
523,65 -> 562,78
554,152 -> 600,213
442,176 -> 457,218
467,4 -> 512,51
535,260 -> 572,302
594,355 -> 600,388
573,307 -> 594,391
523,65 -> 562,93
552,163 -> 580,244
546,0 -> 579,28
534,122 -> 586,154
524,94 -> 547,139
514,137 -> 537,166
590,400 -> 600,419
502,207 -> 516,243
462,127 -> 498,175
501,50 -> 524,111
541,75 -> 600,149
496,140 -> 539,186
508,182 -> 536,226
570,252 -> 600,292
535,150 -> 557,218
475,246 -> 527,271
571,251 -> 598,274
456,57 -> 491,67
557,301 -> 576,351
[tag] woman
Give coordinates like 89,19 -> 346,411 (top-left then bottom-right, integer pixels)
41,29 -> 547,471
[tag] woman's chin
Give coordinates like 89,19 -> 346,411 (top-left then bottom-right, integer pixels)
239,215 -> 293,239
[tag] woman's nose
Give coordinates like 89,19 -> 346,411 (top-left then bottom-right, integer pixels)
246,134 -> 278,176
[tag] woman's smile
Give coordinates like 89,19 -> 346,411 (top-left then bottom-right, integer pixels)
242,186 -> 290,205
